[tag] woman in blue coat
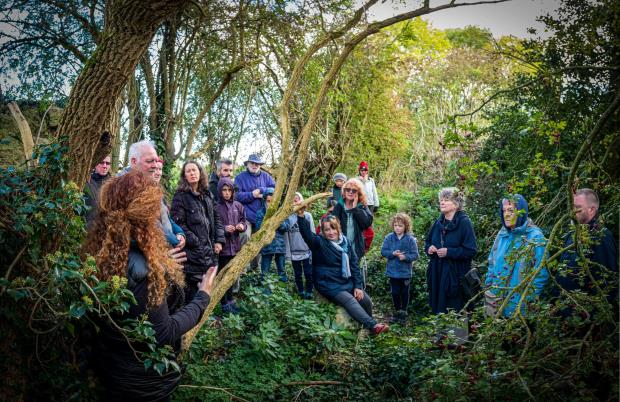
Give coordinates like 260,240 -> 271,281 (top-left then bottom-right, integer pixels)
297,212 -> 389,335
485,194 -> 548,317
425,188 -> 477,314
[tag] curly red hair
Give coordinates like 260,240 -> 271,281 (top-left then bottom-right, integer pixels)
85,170 -> 184,307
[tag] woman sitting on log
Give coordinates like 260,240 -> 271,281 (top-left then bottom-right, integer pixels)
296,210 -> 389,335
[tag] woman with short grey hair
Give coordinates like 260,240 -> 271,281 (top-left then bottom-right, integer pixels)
424,187 -> 477,314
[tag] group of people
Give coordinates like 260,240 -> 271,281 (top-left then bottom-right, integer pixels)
422,187 -> 617,320
82,142 -> 618,401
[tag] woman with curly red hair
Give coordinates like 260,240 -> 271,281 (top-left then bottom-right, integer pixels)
85,170 -> 217,401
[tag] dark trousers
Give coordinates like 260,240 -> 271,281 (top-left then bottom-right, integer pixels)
331,290 -> 376,329
390,277 -> 411,311
260,253 -> 286,280
184,273 -> 202,305
292,258 -> 312,294
218,255 -> 235,303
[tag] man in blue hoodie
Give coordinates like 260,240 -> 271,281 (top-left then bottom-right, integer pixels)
235,154 -> 276,269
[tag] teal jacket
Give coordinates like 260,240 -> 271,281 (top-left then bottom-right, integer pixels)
485,217 -> 548,317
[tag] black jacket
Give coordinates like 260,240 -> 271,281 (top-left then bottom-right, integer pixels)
84,172 -> 110,227
94,244 -> 211,401
170,189 -> 226,274
332,201 -> 373,259
208,172 -> 219,202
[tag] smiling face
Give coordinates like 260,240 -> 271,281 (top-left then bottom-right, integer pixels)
343,186 -> 358,202
184,163 -> 200,186
322,221 -> 340,241
95,156 -> 111,176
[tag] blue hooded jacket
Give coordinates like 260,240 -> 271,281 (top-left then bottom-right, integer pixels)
381,232 -> 419,278
485,194 -> 548,317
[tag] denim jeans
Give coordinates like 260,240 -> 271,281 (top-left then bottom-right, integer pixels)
260,253 -> 286,281
331,290 -> 376,329
292,258 -> 312,294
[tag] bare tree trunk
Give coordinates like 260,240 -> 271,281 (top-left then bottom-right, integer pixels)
61,0 -> 190,186
7,102 -> 36,168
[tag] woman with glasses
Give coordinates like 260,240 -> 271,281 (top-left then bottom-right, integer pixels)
332,179 -> 373,261
424,188 -> 477,314
296,211 -> 389,335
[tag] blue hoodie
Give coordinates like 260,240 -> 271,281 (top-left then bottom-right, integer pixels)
485,194 -> 548,317
381,232 -> 419,278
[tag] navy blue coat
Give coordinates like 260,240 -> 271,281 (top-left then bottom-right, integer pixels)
555,218 -> 618,300
424,211 -> 477,314
297,215 -> 363,299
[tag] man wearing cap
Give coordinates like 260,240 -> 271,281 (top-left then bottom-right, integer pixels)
235,154 -> 276,268
357,161 -> 380,213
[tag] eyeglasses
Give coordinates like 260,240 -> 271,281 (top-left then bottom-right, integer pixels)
359,168 -> 368,171
100,161 -> 111,166
344,188 -> 358,194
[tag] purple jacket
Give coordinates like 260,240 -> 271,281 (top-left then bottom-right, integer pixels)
216,177 -> 247,256
234,169 -> 275,224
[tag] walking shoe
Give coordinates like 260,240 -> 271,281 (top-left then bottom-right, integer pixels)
303,291 -> 314,300
373,323 -> 390,335
221,303 -> 232,314
279,275 -> 288,283
397,310 -> 408,324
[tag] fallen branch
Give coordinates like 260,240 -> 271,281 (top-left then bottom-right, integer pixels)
178,384 -> 250,402
282,380 -> 344,386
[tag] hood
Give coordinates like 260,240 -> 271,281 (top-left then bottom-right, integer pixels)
499,194 -> 528,230
260,187 -> 275,208
217,177 -> 235,203
439,210 -> 468,231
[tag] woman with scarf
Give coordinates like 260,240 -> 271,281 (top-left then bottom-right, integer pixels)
332,178 -> 373,260
425,188 -> 477,314
296,211 -> 389,335
485,194 -> 547,318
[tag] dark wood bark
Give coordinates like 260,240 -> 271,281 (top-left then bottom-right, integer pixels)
60,0 -> 190,185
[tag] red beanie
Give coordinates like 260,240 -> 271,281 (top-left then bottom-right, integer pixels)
358,161 -> 369,171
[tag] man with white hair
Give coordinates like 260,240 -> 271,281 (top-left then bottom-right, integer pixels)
119,140 -> 187,264
118,140 -> 160,176
556,188 -> 618,299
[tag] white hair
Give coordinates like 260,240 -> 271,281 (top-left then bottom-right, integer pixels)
128,140 -> 156,163
438,187 -> 465,210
